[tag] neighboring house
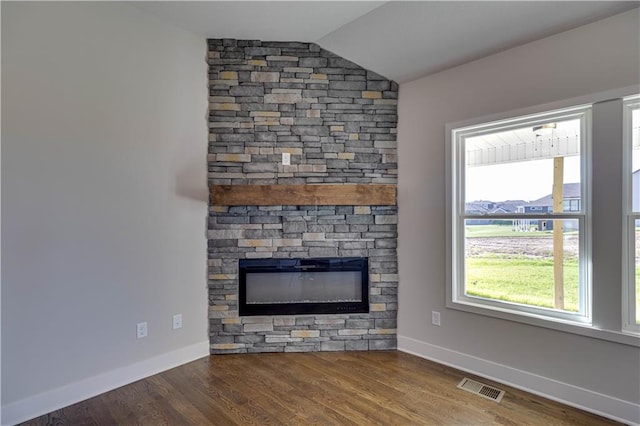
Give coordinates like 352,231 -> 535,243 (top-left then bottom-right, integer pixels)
515,183 -> 580,231
496,200 -> 528,213
466,185 -> 581,231
525,182 -> 581,213
465,200 -> 494,215
465,200 -> 525,225
482,178 -> 634,231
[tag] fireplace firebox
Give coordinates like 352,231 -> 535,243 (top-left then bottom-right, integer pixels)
239,257 -> 369,316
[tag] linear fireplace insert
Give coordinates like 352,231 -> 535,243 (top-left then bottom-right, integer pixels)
239,257 -> 369,316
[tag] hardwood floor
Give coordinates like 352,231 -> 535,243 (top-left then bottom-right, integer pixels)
21,351 -> 618,425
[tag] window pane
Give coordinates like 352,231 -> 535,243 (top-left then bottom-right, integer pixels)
465,119 -> 581,214
454,107 -> 589,324
465,219 -> 580,312
632,108 -> 639,213
626,102 -> 639,331
636,219 -> 640,324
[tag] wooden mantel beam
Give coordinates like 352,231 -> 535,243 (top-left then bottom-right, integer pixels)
211,184 -> 396,206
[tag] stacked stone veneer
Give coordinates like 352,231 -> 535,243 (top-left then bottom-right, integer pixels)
207,39 -> 398,354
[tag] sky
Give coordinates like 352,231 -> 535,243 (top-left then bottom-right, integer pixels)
466,155 -> 640,203
465,156 -> 581,202
465,109 -> 640,203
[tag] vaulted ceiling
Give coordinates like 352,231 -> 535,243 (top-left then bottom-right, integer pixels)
131,1 -> 638,83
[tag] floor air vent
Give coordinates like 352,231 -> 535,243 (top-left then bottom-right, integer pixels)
457,378 -> 505,402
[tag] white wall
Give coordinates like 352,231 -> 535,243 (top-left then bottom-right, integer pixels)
397,9 -> 640,423
1,2 -> 208,423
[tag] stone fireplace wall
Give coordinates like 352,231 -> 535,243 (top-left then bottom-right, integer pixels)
207,39 -> 398,354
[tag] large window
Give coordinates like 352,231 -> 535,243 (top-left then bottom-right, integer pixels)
623,96 -> 640,333
450,106 -> 590,323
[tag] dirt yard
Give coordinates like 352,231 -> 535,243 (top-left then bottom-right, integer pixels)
466,235 -> 580,259
467,231 -> 640,264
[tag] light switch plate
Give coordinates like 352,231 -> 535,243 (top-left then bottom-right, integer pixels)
282,152 -> 291,165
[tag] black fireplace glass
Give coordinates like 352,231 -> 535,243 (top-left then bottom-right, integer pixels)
239,257 -> 369,316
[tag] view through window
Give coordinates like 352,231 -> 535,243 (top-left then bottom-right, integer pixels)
627,99 -> 640,328
452,108 -> 589,322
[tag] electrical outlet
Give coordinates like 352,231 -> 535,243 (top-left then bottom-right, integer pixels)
136,321 -> 148,339
282,152 -> 291,165
172,314 -> 183,330
431,311 -> 441,326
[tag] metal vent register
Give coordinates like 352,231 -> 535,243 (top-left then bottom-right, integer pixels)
457,378 -> 505,402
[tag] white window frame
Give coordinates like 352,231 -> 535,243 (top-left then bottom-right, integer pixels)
622,95 -> 640,334
446,87 -> 640,347
448,105 -> 592,325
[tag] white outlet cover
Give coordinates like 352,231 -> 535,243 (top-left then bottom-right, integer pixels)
137,322 -> 148,339
172,314 -> 183,330
431,311 -> 441,326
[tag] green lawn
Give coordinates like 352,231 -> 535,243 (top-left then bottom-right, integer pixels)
466,256 -> 579,311
465,224 -> 578,238
467,257 -> 640,321
465,224 -> 548,238
465,224 -> 640,322
635,265 -> 640,324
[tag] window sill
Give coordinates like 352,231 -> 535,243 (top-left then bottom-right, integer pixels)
447,299 -> 640,347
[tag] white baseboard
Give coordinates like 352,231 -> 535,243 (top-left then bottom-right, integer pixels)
1,340 -> 210,426
398,335 -> 640,426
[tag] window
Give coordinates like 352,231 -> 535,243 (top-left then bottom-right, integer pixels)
563,199 -> 580,212
623,96 -> 640,333
450,106 -> 591,324
447,90 -> 640,346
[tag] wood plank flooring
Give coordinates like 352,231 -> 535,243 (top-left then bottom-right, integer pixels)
21,351 -> 618,425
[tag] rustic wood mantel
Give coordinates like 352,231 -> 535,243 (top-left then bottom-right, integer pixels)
211,184 -> 396,206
